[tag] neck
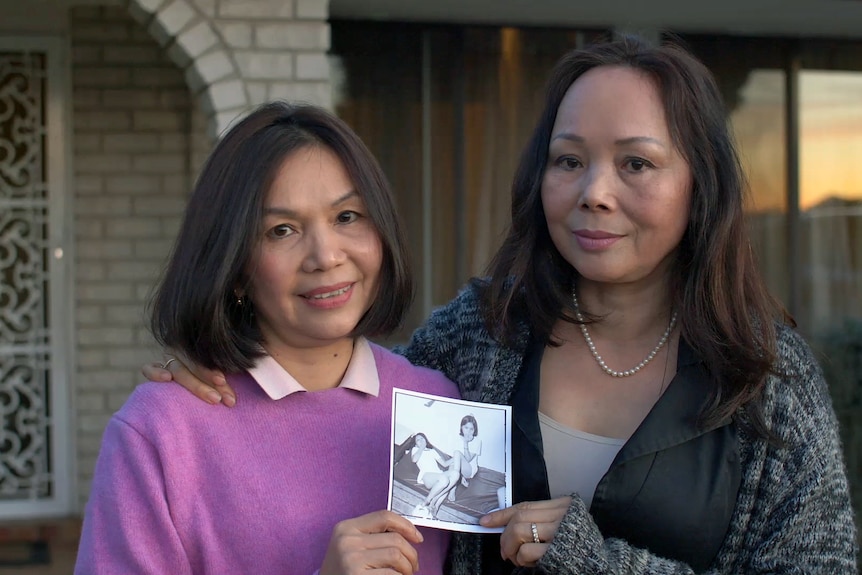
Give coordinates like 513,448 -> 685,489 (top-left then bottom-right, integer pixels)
569,281 -> 679,379
264,338 -> 356,391
574,279 -> 674,341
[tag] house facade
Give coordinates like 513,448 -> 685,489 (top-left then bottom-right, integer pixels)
0,0 -> 859,549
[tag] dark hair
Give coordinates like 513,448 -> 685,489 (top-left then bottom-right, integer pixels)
150,101 -> 413,373
394,432 -> 433,464
459,415 -> 478,437
481,34 -> 787,436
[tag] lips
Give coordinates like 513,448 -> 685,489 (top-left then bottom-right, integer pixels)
573,229 -> 622,251
574,229 -> 620,239
299,282 -> 355,310
301,283 -> 353,300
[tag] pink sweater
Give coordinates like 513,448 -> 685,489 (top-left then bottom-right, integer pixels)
75,345 -> 458,574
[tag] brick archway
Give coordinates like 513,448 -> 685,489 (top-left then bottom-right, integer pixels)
126,0 -> 249,139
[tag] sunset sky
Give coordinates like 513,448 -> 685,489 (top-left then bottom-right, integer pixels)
731,69 -> 862,212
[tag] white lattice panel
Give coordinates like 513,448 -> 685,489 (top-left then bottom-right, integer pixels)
0,38 -> 71,518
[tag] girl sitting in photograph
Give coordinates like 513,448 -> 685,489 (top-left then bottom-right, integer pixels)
450,415 -> 482,489
393,432 -> 460,520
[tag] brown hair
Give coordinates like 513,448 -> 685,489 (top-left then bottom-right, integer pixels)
151,102 -> 413,373
481,34 -> 787,436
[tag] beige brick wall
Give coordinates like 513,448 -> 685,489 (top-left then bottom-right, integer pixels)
131,0 -> 332,137
69,0 -> 333,513
71,5 -> 210,508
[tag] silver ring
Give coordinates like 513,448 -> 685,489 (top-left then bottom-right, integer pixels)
530,522 -> 541,544
161,358 -> 177,370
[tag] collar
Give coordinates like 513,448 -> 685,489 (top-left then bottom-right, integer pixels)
612,336 -> 725,466
247,337 -> 380,399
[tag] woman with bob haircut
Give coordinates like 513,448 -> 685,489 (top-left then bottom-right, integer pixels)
75,101 -> 458,575
145,36 -> 858,573
453,414 -> 481,488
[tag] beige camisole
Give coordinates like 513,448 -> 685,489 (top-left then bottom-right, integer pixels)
538,411 -> 625,509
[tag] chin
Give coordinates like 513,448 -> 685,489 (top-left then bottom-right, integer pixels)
573,267 -> 623,283
306,323 -> 363,343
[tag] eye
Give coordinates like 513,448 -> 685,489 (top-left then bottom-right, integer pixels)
560,156 -> 582,170
625,157 -> 653,172
336,210 -> 360,224
266,224 -> 295,238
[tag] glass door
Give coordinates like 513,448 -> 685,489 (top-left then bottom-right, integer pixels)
798,68 -> 862,413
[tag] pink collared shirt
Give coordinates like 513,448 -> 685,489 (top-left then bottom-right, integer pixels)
248,337 -> 380,399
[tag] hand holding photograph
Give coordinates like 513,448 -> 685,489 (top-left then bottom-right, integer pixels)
388,388 -> 513,533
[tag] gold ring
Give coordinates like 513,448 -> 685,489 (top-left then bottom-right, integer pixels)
161,358 -> 177,370
530,522 -> 541,544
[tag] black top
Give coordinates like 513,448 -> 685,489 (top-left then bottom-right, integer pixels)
486,337 -> 741,573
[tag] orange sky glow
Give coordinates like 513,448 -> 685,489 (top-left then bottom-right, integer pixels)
732,69 -> 862,213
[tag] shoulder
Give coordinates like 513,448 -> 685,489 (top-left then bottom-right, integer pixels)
99,383 -> 195,449
422,282 -> 486,330
112,377 -> 256,436
371,343 -> 460,398
769,323 -> 831,407
773,323 -> 822,376
372,342 -> 429,373
117,381 -> 202,419
758,323 -> 839,447
395,281 -> 493,359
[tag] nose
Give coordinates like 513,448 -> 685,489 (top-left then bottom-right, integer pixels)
301,225 -> 346,272
578,164 -> 616,212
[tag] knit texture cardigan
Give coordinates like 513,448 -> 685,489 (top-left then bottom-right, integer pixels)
398,284 -> 859,574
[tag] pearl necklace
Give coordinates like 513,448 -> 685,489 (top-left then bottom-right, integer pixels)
572,289 -> 678,378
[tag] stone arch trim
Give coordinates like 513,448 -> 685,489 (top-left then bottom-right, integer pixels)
126,0 -> 250,139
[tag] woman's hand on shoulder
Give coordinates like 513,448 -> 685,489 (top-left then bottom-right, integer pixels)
480,496 -> 572,568
320,510 -> 424,575
141,354 -> 236,407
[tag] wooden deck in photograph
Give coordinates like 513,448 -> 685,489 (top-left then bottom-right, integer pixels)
391,481 -> 480,525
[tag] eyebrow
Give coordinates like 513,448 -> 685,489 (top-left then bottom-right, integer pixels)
550,133 -> 667,148
263,190 -> 360,217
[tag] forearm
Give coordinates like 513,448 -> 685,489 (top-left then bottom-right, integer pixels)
535,497 -> 700,575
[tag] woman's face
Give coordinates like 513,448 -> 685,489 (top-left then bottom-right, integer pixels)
245,145 -> 383,354
415,435 -> 427,449
541,65 -> 692,288
461,421 -> 475,440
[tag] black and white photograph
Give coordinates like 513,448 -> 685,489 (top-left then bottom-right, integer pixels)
388,388 -> 512,533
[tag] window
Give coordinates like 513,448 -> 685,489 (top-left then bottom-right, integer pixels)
330,22 -> 607,341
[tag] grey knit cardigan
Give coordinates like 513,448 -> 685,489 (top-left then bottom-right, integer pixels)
398,284 -> 859,574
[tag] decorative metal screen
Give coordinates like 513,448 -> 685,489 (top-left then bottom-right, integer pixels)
0,50 -> 54,501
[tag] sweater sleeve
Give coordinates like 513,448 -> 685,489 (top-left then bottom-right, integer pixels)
740,331 -> 858,574
74,416 -> 194,575
534,329 -> 859,575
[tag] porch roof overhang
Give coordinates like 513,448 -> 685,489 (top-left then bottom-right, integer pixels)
331,0 -> 862,40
